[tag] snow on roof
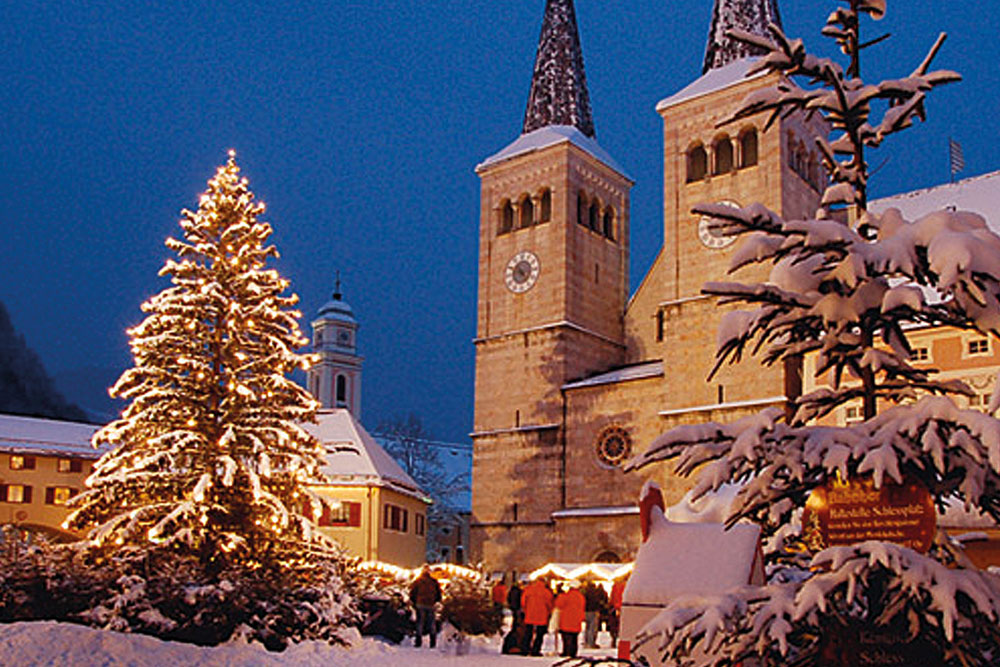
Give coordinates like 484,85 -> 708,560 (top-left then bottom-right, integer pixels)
528,562 -> 633,582
551,505 -> 639,519
623,508 -> 760,605
562,361 -> 663,391
870,170 -> 1000,232
476,125 -> 630,179
656,57 -> 766,112
306,410 -> 430,503
0,413 -> 104,459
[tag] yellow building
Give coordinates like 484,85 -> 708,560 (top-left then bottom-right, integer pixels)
470,0 -> 1000,574
305,409 -> 431,568
1,410 -> 430,567
0,413 -> 102,540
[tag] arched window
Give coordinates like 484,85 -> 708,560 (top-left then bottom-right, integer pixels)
577,191 -> 588,226
539,189 -> 552,223
687,145 -> 708,182
603,207 -> 615,240
713,137 -> 734,175
499,200 -> 514,235
739,129 -> 758,167
336,375 -> 347,407
519,196 -> 534,228
589,201 -> 600,231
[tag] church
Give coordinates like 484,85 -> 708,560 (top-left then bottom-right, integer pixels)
469,0 -> 1000,573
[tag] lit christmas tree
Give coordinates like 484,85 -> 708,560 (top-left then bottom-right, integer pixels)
54,153 -> 355,647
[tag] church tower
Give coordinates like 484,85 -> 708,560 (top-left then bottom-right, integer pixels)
647,0 -> 822,418
308,278 -> 363,416
470,0 -> 633,570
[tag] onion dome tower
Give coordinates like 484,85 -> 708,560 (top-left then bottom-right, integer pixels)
308,276 -> 363,415
703,0 -> 783,73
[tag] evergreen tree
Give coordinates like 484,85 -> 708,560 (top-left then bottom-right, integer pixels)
626,3 -> 1000,665
68,151 -> 328,567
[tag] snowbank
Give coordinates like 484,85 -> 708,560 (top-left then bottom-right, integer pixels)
0,621 -> 572,666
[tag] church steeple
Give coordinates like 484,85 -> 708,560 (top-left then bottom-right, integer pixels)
523,0 -> 595,138
703,0 -> 783,74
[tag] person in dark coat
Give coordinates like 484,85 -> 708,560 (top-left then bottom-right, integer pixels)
582,580 -> 609,648
506,580 -> 523,626
409,567 -> 442,648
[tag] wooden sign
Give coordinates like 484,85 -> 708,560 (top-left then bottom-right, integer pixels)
802,474 -> 936,553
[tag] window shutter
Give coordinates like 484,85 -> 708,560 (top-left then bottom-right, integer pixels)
23,486 -> 33,503
46,487 -> 55,505
70,459 -> 83,473
318,502 -> 332,527
348,502 -> 361,527
402,509 -> 409,533
0,484 -> 7,502
25,456 -> 36,470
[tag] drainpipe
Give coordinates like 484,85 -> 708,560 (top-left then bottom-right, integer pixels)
560,387 -> 568,509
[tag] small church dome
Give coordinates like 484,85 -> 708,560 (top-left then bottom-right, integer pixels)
317,293 -> 356,325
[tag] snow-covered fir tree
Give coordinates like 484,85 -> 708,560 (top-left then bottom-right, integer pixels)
49,152 -> 357,648
626,3 -> 1000,665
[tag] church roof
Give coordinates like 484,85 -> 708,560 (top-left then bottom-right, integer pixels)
477,125 -> 629,178
870,170 -> 1000,232
656,57 -> 766,112
703,0 -> 782,74
0,413 -> 104,459
522,0 -> 595,139
315,286 -> 357,326
305,409 -> 430,503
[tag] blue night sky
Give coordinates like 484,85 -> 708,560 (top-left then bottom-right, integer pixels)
2,1 -> 998,442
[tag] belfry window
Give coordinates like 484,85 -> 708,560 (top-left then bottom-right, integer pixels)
589,201 -> 600,231
577,192 -> 588,226
687,145 -> 708,182
713,137 -> 734,174
540,189 -> 552,223
336,375 -> 348,407
739,129 -> 758,168
603,207 -> 615,240
519,196 -> 534,228
500,200 -> 514,235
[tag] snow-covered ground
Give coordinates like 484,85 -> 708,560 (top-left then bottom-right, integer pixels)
0,621 -> 620,666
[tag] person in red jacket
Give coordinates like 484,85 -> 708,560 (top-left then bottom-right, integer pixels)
609,575 -> 628,647
555,584 -> 586,658
521,577 -> 554,656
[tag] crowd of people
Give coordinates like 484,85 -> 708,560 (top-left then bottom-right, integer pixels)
491,574 -> 627,658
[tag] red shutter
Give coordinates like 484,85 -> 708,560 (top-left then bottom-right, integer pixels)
23,486 -> 32,504
45,487 -> 55,505
318,502 -> 332,527
348,502 -> 361,527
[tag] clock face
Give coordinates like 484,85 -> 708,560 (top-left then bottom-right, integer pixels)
697,199 -> 741,249
504,251 -> 541,293
337,329 -> 351,346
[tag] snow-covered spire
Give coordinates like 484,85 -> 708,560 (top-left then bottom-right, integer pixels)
523,0 -> 596,139
703,0 -> 783,74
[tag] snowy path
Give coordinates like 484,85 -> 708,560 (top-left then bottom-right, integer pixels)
0,621 -> 621,666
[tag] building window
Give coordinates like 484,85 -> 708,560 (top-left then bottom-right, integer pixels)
656,310 -> 665,342
577,192 -> 588,226
913,347 -> 929,362
595,425 -> 632,468
383,503 -> 409,532
9,455 -> 36,470
455,546 -> 465,564
687,145 -> 708,182
539,189 -> 552,223
969,339 -> 990,356
336,375 -> 348,407
845,405 -> 863,423
57,458 -> 84,473
45,487 -> 76,506
2,484 -> 32,504
499,200 -> 514,235
440,546 -> 451,562
519,195 -> 534,228
317,500 -> 361,527
739,129 -> 758,168
589,201 -> 600,231
603,207 -> 615,240
713,136 -> 734,174
969,393 -> 992,411
415,513 -> 426,536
